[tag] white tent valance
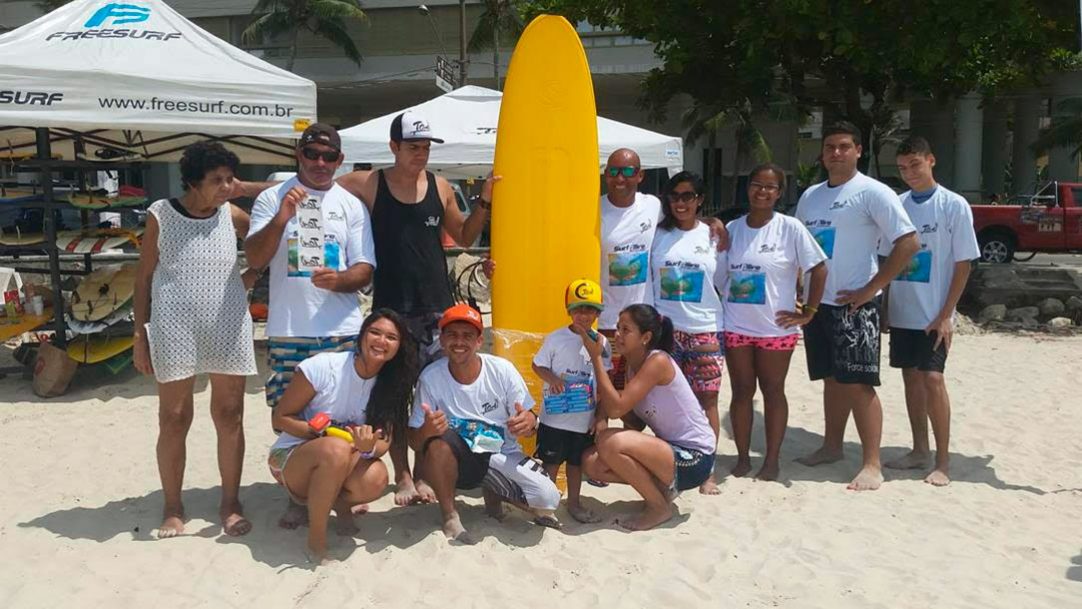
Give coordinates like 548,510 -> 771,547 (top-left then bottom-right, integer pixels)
339,86 -> 684,179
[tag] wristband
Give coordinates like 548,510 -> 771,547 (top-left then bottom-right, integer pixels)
358,449 -> 376,459
804,305 -> 819,315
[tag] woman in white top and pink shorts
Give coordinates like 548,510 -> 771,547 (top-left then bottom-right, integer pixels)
576,304 -> 717,532
721,164 -> 827,481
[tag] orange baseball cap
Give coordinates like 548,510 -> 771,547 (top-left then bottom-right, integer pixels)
439,303 -> 484,333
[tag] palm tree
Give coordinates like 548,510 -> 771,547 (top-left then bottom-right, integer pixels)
466,0 -> 524,91
242,0 -> 366,73
1031,97 -> 1082,158
682,100 -> 772,213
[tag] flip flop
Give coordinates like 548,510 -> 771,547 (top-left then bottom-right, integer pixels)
533,514 -> 562,529
586,478 -> 609,488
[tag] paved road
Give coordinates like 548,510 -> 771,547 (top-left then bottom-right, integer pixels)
1014,253 -> 1082,272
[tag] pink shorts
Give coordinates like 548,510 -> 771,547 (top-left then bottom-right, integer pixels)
722,333 -> 800,352
724,332 -> 799,351
672,330 -> 725,394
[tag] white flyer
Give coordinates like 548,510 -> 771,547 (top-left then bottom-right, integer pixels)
296,193 -> 325,273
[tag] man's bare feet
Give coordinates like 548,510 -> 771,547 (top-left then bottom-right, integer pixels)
846,465 -> 884,491
795,447 -> 844,467
567,502 -> 602,524
304,545 -> 335,566
220,502 -> 252,537
884,450 -> 931,470
699,476 -> 721,495
442,512 -> 476,545
415,480 -> 437,503
482,488 -> 506,521
616,503 -> 673,531
394,477 -> 420,506
156,506 -> 185,539
730,456 -> 752,478
924,468 -> 950,487
754,461 -> 780,482
278,499 -> 308,529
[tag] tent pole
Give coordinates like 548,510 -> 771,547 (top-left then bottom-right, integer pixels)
36,127 -> 67,347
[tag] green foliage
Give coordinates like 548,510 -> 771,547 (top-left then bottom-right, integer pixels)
1032,97 -> 1082,158
467,0 -> 526,54
242,0 -> 367,71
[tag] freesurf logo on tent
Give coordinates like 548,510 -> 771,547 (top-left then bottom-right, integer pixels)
45,2 -> 182,42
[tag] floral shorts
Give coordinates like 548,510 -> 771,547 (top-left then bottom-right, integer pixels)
724,332 -> 800,352
672,330 -> 725,394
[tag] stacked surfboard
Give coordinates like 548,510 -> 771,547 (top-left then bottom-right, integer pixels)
66,263 -> 137,374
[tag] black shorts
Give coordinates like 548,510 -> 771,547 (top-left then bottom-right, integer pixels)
403,312 -> 444,369
534,423 -> 593,467
423,430 -> 492,489
803,300 -> 882,386
889,328 -> 947,372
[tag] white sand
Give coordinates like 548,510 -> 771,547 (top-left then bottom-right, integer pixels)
0,332 -> 1079,608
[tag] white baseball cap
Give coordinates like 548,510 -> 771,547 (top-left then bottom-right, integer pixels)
390,110 -> 444,143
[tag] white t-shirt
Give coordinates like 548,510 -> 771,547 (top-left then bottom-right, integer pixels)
600,192 -> 663,329
795,172 -> 915,306
408,354 -> 535,455
884,186 -> 980,330
248,177 -> 376,338
649,222 -> 726,333
723,214 -> 827,337
271,351 -> 375,451
532,327 -> 613,434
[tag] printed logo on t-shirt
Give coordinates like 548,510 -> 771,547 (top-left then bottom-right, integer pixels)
758,243 -> 778,254
897,249 -> 932,283
919,222 -> 939,235
658,265 -> 705,302
829,200 -> 850,210
728,269 -> 767,304
424,216 -> 439,228
608,249 -> 648,286
639,220 -> 652,233
809,225 -> 836,258
326,210 -> 344,222
288,233 -> 341,277
480,400 -> 499,415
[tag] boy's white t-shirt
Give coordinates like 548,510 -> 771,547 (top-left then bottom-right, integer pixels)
600,192 -> 663,329
532,326 -> 613,434
248,177 -> 376,338
409,354 -> 535,455
649,222 -> 726,333
722,214 -> 827,337
795,172 -> 915,306
885,186 -> 980,330
271,351 -> 375,451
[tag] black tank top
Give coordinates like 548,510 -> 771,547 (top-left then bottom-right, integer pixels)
371,170 -> 453,314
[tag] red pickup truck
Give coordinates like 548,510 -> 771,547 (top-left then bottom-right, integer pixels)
971,181 -> 1082,263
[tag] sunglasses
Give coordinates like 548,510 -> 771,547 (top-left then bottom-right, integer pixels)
300,147 -> 339,163
667,191 -> 701,203
607,166 -> 639,178
749,182 -> 781,193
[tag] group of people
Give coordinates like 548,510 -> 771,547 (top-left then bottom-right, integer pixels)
132,112 -> 978,563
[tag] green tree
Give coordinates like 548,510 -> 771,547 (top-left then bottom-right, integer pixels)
1032,97 -> 1082,159
467,0 -> 526,90
242,0 -> 366,73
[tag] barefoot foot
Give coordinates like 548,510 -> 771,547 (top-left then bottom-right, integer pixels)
220,502 -> 252,537
795,447 -> 844,467
157,508 -> 185,539
924,468 -> 950,487
846,465 -> 884,491
278,499 -> 308,530
616,503 -> 673,531
567,502 -> 602,524
754,461 -> 780,482
442,511 -> 476,545
394,477 -> 420,506
729,456 -> 752,478
884,450 -> 931,470
699,476 -> 721,495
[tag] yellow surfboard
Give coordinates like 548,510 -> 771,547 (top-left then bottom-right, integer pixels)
70,263 -> 137,322
491,15 -> 601,455
66,334 -> 134,364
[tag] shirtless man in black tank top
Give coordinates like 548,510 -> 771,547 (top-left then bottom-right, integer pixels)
337,110 -> 496,505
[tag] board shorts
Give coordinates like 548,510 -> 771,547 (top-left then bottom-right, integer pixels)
267,446 -> 305,504
889,328 -> 947,373
265,335 -> 356,410
535,423 -> 593,467
423,430 -> 560,511
671,444 -> 715,491
724,332 -> 800,352
672,330 -> 725,393
403,311 -> 444,369
803,300 -> 881,386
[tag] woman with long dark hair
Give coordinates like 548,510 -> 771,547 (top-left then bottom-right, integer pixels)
577,304 -> 716,531
269,308 -> 420,564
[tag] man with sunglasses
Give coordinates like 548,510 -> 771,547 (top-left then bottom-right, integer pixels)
245,123 -> 377,527
600,148 -> 728,390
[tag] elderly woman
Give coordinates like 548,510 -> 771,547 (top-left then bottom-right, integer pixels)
269,308 -> 419,564
134,141 -> 260,540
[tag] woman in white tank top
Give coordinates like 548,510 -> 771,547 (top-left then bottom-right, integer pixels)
576,304 -> 717,531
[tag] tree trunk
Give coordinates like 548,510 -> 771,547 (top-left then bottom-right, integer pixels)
286,27 -> 299,72
493,27 -> 500,90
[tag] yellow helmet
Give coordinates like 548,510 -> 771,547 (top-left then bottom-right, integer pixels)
565,278 -> 604,311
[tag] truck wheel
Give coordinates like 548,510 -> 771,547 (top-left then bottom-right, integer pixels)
978,232 -> 1015,263
1013,251 -> 1037,262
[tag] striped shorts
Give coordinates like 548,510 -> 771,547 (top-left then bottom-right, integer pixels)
264,335 -> 356,409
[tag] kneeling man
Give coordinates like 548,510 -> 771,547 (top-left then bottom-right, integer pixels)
408,304 -> 561,543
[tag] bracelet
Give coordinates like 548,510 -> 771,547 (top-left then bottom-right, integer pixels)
804,304 -> 819,315
358,449 -> 376,459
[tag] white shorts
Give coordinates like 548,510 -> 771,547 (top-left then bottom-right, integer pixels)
484,451 -> 561,512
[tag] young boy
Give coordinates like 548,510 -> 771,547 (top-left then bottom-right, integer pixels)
883,136 -> 980,486
532,279 -> 612,523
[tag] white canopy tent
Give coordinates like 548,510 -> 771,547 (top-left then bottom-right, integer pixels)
339,86 -> 684,179
0,0 -> 317,163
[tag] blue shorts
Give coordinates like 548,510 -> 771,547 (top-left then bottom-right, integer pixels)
671,444 -> 715,491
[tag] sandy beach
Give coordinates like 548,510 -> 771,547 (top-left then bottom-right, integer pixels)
1,331 -> 1079,608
